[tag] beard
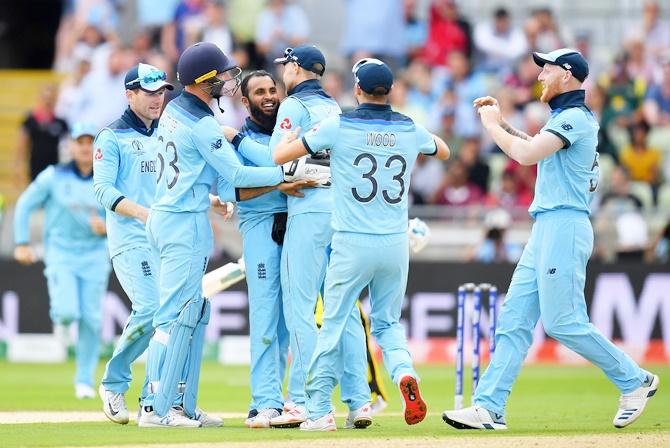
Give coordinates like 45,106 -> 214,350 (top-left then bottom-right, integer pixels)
540,82 -> 560,103
249,101 -> 278,131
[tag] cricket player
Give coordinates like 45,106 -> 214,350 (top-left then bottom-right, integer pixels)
93,63 -> 174,425
234,45 -> 372,428
272,57 -> 450,431
14,123 -> 110,399
442,49 -> 659,430
142,42 -> 314,428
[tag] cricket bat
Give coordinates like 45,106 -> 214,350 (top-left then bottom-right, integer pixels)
202,258 -> 246,297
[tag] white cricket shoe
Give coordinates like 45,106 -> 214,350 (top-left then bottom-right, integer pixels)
344,403 -> 372,429
173,406 -> 223,427
138,407 -> 202,428
75,383 -> 96,400
270,405 -> 307,428
442,405 -> 508,430
98,385 -> 129,424
299,412 -> 336,432
246,408 -> 281,428
398,375 -> 427,425
370,396 -> 388,415
613,374 -> 659,428
283,400 -> 296,412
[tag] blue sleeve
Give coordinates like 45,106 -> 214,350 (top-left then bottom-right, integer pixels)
543,108 -> 589,149
216,177 -> 238,203
269,98 -> 306,153
414,123 -> 438,156
14,166 -> 55,244
237,137 -> 275,167
93,129 -> 125,211
301,116 -> 340,154
193,116 -> 284,187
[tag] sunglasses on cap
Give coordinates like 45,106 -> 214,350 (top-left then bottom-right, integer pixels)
351,57 -> 385,76
125,70 -> 168,87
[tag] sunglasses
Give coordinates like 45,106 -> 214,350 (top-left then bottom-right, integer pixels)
352,58 -> 385,76
126,70 -> 167,87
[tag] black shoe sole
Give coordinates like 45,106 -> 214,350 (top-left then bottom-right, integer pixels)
442,413 -> 479,429
270,422 -> 302,429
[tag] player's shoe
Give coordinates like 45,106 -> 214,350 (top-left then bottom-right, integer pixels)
138,406 -> 202,428
246,408 -> 281,428
370,396 -> 388,415
442,405 -> 508,430
75,383 -> 96,399
270,405 -> 307,428
173,406 -> 223,427
344,403 -> 372,429
613,373 -> 659,428
98,385 -> 129,424
299,412 -> 336,432
283,400 -> 296,412
398,375 -> 427,425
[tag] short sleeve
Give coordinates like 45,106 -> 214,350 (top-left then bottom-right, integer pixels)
542,108 -> 588,149
414,123 -> 437,156
301,115 -> 340,155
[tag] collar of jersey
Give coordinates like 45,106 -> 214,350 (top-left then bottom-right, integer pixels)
356,103 -> 391,111
243,117 -> 273,136
287,79 -> 326,96
181,91 -> 215,117
67,161 -> 93,180
121,107 -> 158,136
548,89 -> 586,112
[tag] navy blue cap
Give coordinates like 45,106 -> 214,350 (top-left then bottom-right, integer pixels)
124,63 -> 174,91
352,58 -> 394,94
178,42 -> 237,86
533,48 -> 589,82
274,45 -> 326,76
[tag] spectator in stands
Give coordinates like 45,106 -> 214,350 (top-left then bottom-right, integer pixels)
422,0 -> 472,67
228,0 -> 266,68
650,221 -> 670,262
255,0 -> 309,70
502,55 -> 542,109
459,137 -> 489,194
322,71 -> 356,111
599,166 -> 644,213
14,83 -> 68,184
627,1 -> 670,77
410,154 -> 445,205
390,75 -> 429,127
404,0 -> 427,60
432,159 -> 483,206
137,0 -> 180,46
473,7 -> 527,75
643,56 -> 670,127
161,0 -> 206,65
524,7 -> 572,53
623,37 -> 655,84
468,208 -> 522,263
342,0 -> 406,69
200,0 -> 233,56
485,169 -> 533,209
619,120 -> 661,199
56,46 -> 92,126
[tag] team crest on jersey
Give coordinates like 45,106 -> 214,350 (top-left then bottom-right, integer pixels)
279,118 -> 292,130
211,138 -> 223,151
94,148 -> 103,160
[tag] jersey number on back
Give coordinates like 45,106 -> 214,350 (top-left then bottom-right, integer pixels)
156,136 -> 180,190
351,153 -> 407,204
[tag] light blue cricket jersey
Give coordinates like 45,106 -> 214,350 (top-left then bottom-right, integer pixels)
529,90 -> 600,218
266,79 -> 340,217
14,162 -> 108,265
152,92 -> 284,213
302,103 -> 437,235
217,117 -> 287,234
93,108 -> 158,258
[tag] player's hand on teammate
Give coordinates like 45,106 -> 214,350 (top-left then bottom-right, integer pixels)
135,206 -> 149,224
279,126 -> 301,145
477,105 -> 502,130
278,179 -> 318,198
209,194 -> 235,220
90,215 -> 107,236
220,126 -> 239,142
14,244 -> 37,265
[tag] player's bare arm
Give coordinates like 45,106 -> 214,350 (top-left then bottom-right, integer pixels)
432,133 -> 451,160
477,105 -> 564,166
272,126 -> 305,164
113,198 -> 149,224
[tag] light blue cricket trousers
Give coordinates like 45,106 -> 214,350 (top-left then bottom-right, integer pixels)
475,209 -> 648,415
281,213 -> 370,412
306,231 -> 415,419
242,216 -> 290,411
102,246 -> 160,397
45,251 -> 110,387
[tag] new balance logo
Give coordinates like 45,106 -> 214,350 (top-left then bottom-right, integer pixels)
141,261 -> 152,277
257,263 -> 266,279
561,122 -> 573,131
547,268 -> 557,275
211,139 -> 222,151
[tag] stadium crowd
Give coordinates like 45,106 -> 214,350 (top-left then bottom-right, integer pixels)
12,0 -> 670,262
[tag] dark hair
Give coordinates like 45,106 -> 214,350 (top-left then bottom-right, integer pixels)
240,70 -> 275,98
494,7 -> 509,19
628,119 -> 651,140
366,86 -> 390,97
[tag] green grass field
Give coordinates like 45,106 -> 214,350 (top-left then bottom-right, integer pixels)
0,362 -> 667,447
